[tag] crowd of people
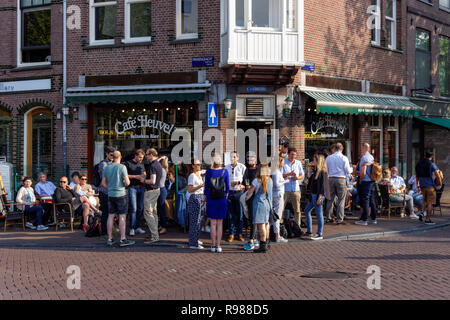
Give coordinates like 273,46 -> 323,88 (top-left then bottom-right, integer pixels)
14,142 -> 444,252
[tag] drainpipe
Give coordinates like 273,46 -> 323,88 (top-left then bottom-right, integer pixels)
62,0 -> 68,177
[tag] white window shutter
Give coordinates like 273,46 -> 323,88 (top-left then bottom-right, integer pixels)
236,98 -> 245,116
263,98 -> 274,117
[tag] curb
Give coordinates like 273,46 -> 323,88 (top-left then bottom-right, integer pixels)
1,222 -> 449,249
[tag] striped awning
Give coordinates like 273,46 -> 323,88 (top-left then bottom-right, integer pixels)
304,91 -> 422,117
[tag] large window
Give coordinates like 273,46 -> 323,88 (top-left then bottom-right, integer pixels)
19,0 -> 51,65
176,0 -> 198,39
252,0 -> 281,29
124,0 -> 151,43
90,0 -> 117,45
385,0 -> 396,49
415,28 -> 431,90
234,0 -> 292,30
439,36 -> 450,96
440,0 -> 450,10
286,0 -> 296,30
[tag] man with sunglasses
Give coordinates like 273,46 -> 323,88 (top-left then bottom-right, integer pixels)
98,147 -> 116,235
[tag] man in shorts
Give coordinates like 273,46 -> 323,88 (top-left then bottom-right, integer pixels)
102,150 -> 134,247
415,151 -> 442,225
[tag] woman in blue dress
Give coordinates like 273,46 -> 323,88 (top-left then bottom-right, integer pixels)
247,164 -> 273,253
204,155 -> 230,253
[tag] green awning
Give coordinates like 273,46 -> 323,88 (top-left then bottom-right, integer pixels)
66,92 -> 204,104
304,91 -> 422,117
415,116 -> 450,129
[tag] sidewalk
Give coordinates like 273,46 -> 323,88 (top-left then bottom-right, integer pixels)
1,197 -> 449,249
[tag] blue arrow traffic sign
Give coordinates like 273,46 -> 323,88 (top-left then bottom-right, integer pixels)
208,103 -> 218,127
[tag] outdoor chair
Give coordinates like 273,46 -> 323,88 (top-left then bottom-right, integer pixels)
1,195 -> 25,232
432,184 -> 445,216
52,200 -> 81,232
378,183 -> 406,219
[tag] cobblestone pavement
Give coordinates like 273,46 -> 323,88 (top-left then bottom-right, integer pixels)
0,225 -> 449,300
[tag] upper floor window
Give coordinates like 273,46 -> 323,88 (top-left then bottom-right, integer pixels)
370,0 -> 381,45
19,0 -> 51,65
124,0 -> 151,43
176,0 -> 198,40
385,0 -> 396,49
234,0 -> 296,30
440,0 -> 450,9
90,0 -> 117,45
439,36 -> 450,96
415,28 -> 431,90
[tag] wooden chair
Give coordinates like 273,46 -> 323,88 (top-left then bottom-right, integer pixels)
432,184 -> 445,216
378,183 -> 406,219
1,196 -> 25,232
53,201 -> 76,232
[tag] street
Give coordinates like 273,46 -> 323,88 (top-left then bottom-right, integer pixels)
1,226 -> 449,300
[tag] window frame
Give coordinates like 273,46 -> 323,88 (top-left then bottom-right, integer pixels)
250,0 -> 282,31
285,0 -> 297,31
89,0 -> 117,46
385,0 -> 396,50
438,35 -> 450,97
439,0 -> 450,11
123,0 -> 151,44
415,28 -> 432,91
176,0 -> 199,40
17,0 -> 52,67
370,0 -> 381,46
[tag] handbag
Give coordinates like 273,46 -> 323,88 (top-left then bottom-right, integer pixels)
267,192 -> 279,224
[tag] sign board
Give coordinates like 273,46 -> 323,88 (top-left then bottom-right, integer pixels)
301,62 -> 316,72
247,87 -> 268,93
0,79 -> 51,93
207,103 -> 218,127
192,56 -> 214,67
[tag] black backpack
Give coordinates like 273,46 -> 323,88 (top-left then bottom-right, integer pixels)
92,162 -> 102,187
85,215 -> 101,237
209,169 -> 226,199
269,224 -> 288,242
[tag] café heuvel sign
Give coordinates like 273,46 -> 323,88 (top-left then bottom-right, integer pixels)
306,115 -> 348,140
111,115 -> 177,139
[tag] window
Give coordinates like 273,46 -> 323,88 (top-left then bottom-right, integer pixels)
236,0 -> 245,27
124,0 -> 151,43
370,0 -> 381,45
385,0 -> 396,49
252,0 -> 281,29
19,0 -> 51,65
440,0 -> 450,10
415,28 -> 431,90
286,0 -> 296,30
176,0 -> 198,39
90,0 -> 117,45
439,36 -> 450,96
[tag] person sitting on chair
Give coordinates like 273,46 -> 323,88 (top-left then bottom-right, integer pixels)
16,177 -> 48,231
54,176 -> 101,232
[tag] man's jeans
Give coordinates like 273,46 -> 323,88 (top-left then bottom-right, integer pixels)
408,190 -> 423,208
326,178 -> 347,223
144,189 -> 160,240
228,191 -> 243,236
99,191 -> 109,235
358,181 -> 377,221
129,186 -> 145,230
157,186 -> 168,228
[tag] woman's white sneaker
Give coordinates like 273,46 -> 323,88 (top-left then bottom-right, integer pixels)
37,225 -> 48,231
216,247 -> 222,253
276,237 -> 288,243
189,245 -> 204,250
211,247 -> 217,252
25,222 -> 36,230
310,234 -> 323,240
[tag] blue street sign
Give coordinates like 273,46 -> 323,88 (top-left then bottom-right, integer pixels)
208,103 -> 218,127
192,56 -> 214,67
247,86 -> 268,93
301,62 -> 316,72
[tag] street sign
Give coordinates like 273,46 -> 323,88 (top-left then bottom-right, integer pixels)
301,62 -> 316,72
207,103 -> 218,127
192,56 -> 214,67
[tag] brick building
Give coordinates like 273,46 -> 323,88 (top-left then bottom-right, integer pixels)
406,0 -> 450,182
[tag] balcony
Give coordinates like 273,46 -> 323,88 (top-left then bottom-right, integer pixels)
220,0 -> 304,70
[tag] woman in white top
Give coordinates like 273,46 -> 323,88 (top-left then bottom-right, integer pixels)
16,177 -> 48,231
272,156 -> 290,243
187,159 -> 205,249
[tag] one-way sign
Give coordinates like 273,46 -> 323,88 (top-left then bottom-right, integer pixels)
208,103 -> 218,127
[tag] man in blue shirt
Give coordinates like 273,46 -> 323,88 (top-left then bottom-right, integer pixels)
415,151 -> 442,225
355,143 -> 377,226
34,173 -> 56,225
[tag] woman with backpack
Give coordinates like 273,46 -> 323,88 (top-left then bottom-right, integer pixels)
246,163 -> 273,253
187,159 -> 205,250
304,153 -> 329,240
204,155 -> 230,253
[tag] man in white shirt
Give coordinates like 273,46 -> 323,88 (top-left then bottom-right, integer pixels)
325,143 -> 352,224
281,148 -> 304,229
225,151 -> 247,242
390,167 -> 418,219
